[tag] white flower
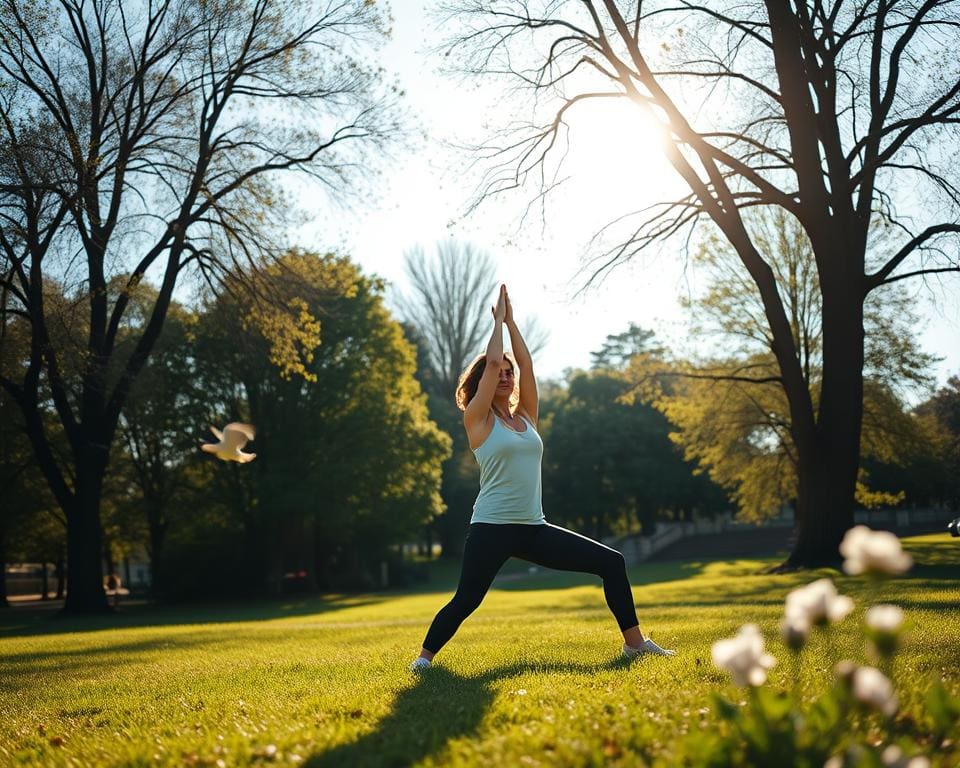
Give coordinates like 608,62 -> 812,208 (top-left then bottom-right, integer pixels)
851,665 -> 898,716
882,745 -> 930,768
866,604 -> 905,633
711,624 -> 777,687
780,612 -> 811,650
840,525 -> 913,576
784,578 -> 854,626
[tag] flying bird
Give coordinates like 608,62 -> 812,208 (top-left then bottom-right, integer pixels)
200,423 -> 257,463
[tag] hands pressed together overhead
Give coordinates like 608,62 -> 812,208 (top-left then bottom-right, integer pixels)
492,283 -> 513,324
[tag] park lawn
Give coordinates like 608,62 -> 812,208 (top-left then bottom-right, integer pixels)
1,534 -> 958,767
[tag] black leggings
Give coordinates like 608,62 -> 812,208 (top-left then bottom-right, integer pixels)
422,522 -> 639,653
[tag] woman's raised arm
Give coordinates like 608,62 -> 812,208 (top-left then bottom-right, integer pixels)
464,285 -> 507,430
504,288 -> 538,425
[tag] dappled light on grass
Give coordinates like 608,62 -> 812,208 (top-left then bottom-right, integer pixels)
0,535 -> 956,766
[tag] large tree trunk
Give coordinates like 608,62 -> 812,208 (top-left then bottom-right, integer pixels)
63,457 -> 111,614
786,276 -> 864,567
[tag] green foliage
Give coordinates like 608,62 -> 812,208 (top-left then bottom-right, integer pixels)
13,249 -> 455,598
175,250 -> 450,592
590,323 -> 661,371
650,357 -> 793,522
0,315 -> 65,584
542,366 -> 725,537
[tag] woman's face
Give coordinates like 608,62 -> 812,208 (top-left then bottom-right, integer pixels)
496,362 -> 515,395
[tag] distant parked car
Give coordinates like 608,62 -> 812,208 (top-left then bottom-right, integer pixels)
949,517 -> 960,538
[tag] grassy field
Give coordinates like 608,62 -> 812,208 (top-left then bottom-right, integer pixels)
1,533 -> 958,767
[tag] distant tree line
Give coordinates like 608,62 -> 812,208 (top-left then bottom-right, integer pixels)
3,242 -> 957,607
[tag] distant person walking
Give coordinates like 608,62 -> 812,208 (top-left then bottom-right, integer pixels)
411,285 -> 675,671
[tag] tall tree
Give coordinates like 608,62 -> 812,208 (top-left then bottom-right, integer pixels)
113,286 -> 202,598
398,240 -> 550,397
0,0 -> 396,611
190,250 -> 451,593
398,241 -> 499,397
442,1 -> 960,565
646,208 -> 937,522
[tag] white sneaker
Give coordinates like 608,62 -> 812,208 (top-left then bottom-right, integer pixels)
623,638 -> 676,659
410,657 -> 432,672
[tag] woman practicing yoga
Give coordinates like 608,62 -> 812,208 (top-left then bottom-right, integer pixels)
411,284 -> 675,670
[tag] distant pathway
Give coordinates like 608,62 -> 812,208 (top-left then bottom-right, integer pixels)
647,528 -> 794,562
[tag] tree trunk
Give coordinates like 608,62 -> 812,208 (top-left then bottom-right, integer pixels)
0,526 -> 8,608
785,280 -> 864,567
55,550 -> 65,599
63,460 -> 111,614
40,561 -> 49,601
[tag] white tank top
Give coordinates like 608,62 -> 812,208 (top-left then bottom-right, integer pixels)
470,414 -> 545,525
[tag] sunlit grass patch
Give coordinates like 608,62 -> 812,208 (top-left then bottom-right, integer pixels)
1,533 -> 957,766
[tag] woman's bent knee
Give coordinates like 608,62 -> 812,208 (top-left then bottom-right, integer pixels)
602,549 -> 627,576
446,594 -> 484,620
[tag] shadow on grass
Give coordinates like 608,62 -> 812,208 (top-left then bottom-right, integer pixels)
0,632 -> 230,693
305,658 -> 632,768
0,594 -> 385,639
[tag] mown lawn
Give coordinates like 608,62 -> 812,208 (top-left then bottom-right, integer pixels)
1,533 -> 958,767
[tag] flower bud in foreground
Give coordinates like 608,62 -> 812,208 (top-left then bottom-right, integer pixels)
866,604 -> 904,632
866,604 -> 905,658
711,624 -> 777,687
881,744 -> 931,768
851,665 -> 898,717
780,612 -> 810,651
840,525 -> 913,576
784,578 -> 854,627
834,659 -> 858,688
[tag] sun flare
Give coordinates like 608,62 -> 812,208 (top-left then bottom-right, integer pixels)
562,97 -> 683,214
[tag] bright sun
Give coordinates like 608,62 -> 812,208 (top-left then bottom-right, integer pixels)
557,97 -> 685,227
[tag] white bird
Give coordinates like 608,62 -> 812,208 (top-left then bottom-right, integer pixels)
200,422 -> 257,463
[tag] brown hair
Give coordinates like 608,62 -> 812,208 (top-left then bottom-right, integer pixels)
455,352 -> 518,411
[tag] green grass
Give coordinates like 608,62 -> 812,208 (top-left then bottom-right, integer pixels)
1,533 -> 958,767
